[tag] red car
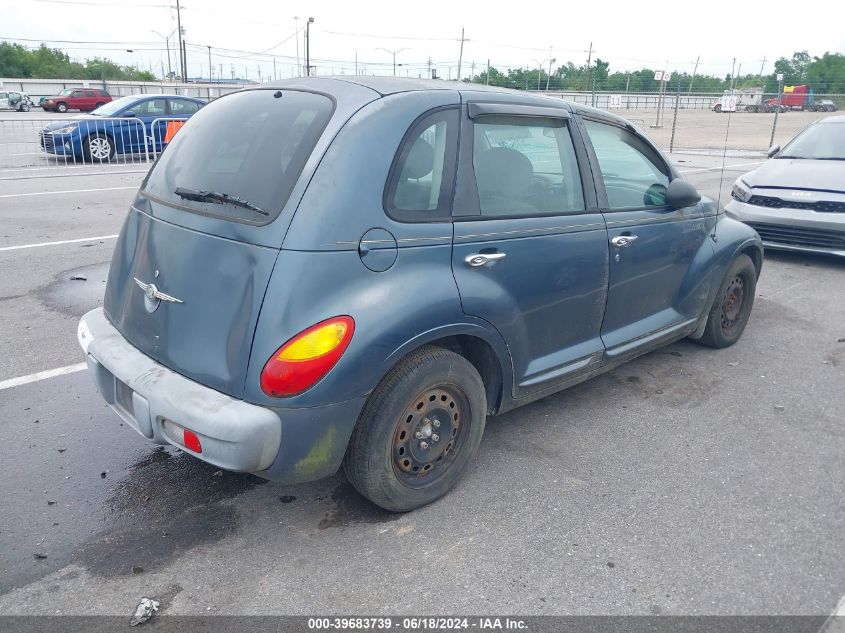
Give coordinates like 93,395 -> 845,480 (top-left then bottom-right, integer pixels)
42,88 -> 112,113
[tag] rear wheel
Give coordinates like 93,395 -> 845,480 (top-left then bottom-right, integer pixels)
713,103 -> 722,113
343,346 -> 487,512
56,102 -> 68,113
83,133 -> 115,163
19,102 -> 30,112
696,254 -> 757,348
95,102 -> 105,109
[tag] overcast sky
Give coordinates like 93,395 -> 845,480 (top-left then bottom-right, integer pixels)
3,0 -> 844,82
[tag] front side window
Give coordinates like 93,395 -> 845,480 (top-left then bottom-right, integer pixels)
584,120 -> 671,209
129,98 -> 167,117
472,116 -> 585,217
385,108 -> 458,221
71,90 -> 83,98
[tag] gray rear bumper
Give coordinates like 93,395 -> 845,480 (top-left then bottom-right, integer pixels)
78,307 -> 281,472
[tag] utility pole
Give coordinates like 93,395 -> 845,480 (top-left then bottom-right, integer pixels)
585,41 -> 593,97
456,27 -> 465,82
354,49 -> 358,76
164,36 -> 171,79
546,52 -> 556,91
305,17 -> 314,76
181,39 -> 187,81
207,45 -> 212,82
273,56 -> 276,81
470,61 -> 475,82
758,56 -> 767,77
688,55 -> 699,93
427,57 -> 432,79
486,58 -> 490,85
175,0 -> 185,80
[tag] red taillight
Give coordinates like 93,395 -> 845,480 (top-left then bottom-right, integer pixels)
183,429 -> 202,453
260,316 -> 355,397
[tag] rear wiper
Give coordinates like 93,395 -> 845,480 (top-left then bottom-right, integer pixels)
775,155 -> 806,159
174,187 -> 269,216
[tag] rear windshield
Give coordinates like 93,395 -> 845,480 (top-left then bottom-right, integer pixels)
141,89 -> 334,224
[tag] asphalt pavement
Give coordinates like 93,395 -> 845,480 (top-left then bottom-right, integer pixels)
0,155 -> 842,617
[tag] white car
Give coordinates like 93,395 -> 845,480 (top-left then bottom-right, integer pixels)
0,91 -> 33,112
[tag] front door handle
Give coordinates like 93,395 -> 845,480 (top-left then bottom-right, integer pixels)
611,234 -> 639,248
465,252 -> 507,267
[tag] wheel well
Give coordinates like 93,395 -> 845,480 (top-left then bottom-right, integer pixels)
426,335 -> 505,415
741,245 -> 763,280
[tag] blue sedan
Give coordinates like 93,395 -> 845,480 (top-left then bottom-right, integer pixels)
39,94 -> 205,162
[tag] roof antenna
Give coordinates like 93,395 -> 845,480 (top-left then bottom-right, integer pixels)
715,102 -> 734,214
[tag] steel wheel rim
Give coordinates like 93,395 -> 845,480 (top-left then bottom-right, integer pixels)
721,274 -> 745,335
89,137 -> 111,159
392,384 -> 470,488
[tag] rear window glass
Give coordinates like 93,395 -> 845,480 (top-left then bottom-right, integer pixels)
141,89 -> 333,224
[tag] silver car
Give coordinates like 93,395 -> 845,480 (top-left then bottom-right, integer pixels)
726,115 -> 845,257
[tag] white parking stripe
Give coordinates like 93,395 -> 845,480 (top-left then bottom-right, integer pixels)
0,363 -> 87,391
0,186 -> 136,199
677,160 -> 766,174
0,234 -> 118,252
819,594 -> 845,633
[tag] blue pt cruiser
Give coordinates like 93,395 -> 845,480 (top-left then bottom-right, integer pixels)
78,78 -> 762,511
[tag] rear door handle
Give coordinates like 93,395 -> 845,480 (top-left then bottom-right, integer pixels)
465,252 -> 507,267
611,234 -> 638,248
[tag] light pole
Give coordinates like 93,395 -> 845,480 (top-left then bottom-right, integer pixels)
532,58 -> 551,91
546,57 -> 556,91
305,17 -> 314,76
294,16 -> 301,76
378,48 -> 409,76
151,29 -> 177,80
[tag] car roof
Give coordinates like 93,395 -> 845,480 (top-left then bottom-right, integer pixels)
819,115 -> 845,124
260,76 -> 630,127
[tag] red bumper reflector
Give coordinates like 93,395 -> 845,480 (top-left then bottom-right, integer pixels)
183,429 -> 202,453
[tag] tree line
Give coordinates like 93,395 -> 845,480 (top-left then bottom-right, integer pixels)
468,51 -> 845,94
0,42 -> 155,82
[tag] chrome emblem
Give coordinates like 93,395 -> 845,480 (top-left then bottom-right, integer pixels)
134,277 -> 183,304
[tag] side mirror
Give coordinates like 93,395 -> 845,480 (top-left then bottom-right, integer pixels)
122,111 -> 136,118
665,179 -> 701,210
767,144 -> 780,158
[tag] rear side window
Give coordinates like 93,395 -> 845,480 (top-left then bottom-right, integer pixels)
169,98 -> 201,115
584,120 -> 671,209
385,108 -> 459,222
142,90 -> 333,224
98,90 -> 110,97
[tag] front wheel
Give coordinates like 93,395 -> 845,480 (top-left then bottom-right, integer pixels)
56,102 -> 68,113
696,254 -> 757,348
20,102 -> 31,112
83,133 -> 115,163
343,346 -> 487,512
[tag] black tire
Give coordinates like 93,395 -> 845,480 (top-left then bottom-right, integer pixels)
82,133 -> 115,163
696,254 -> 757,349
20,102 -> 31,112
343,346 -> 487,512
56,102 -> 68,113
95,102 -> 105,109
713,103 -> 722,113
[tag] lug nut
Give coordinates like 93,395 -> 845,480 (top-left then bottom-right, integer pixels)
415,431 -> 423,439
431,433 -> 440,442
433,420 -> 441,428
420,441 -> 429,450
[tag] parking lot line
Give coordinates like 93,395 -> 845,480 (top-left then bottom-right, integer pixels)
0,362 -> 86,392
0,235 -> 118,252
0,186 -> 136,199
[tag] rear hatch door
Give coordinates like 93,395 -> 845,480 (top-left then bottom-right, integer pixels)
103,87 -> 354,398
